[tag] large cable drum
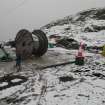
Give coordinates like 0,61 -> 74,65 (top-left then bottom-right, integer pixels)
15,29 -> 48,59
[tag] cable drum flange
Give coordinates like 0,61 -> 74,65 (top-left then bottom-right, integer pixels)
15,29 -> 33,59
32,30 -> 48,57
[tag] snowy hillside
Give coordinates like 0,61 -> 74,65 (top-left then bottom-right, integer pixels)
42,8 -> 105,47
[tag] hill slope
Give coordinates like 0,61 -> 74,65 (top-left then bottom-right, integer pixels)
42,8 -> 105,46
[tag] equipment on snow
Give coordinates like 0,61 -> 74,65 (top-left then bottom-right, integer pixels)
0,43 -> 13,62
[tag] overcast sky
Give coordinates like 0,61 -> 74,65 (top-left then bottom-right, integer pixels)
0,0 -> 105,41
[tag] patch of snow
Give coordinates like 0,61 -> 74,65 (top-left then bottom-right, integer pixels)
0,85 -> 24,99
0,82 -> 8,87
11,79 -> 22,83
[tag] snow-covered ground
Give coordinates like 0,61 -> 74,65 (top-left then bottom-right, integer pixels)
43,23 -> 105,47
74,31 -> 105,46
42,13 -> 105,47
0,48 -> 105,105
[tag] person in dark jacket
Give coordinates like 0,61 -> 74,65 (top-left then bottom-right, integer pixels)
16,54 -> 22,72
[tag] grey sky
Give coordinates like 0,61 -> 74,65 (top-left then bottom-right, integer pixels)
0,0 -> 105,41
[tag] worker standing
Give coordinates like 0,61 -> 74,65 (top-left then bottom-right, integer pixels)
16,54 -> 22,72
75,41 -> 85,65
